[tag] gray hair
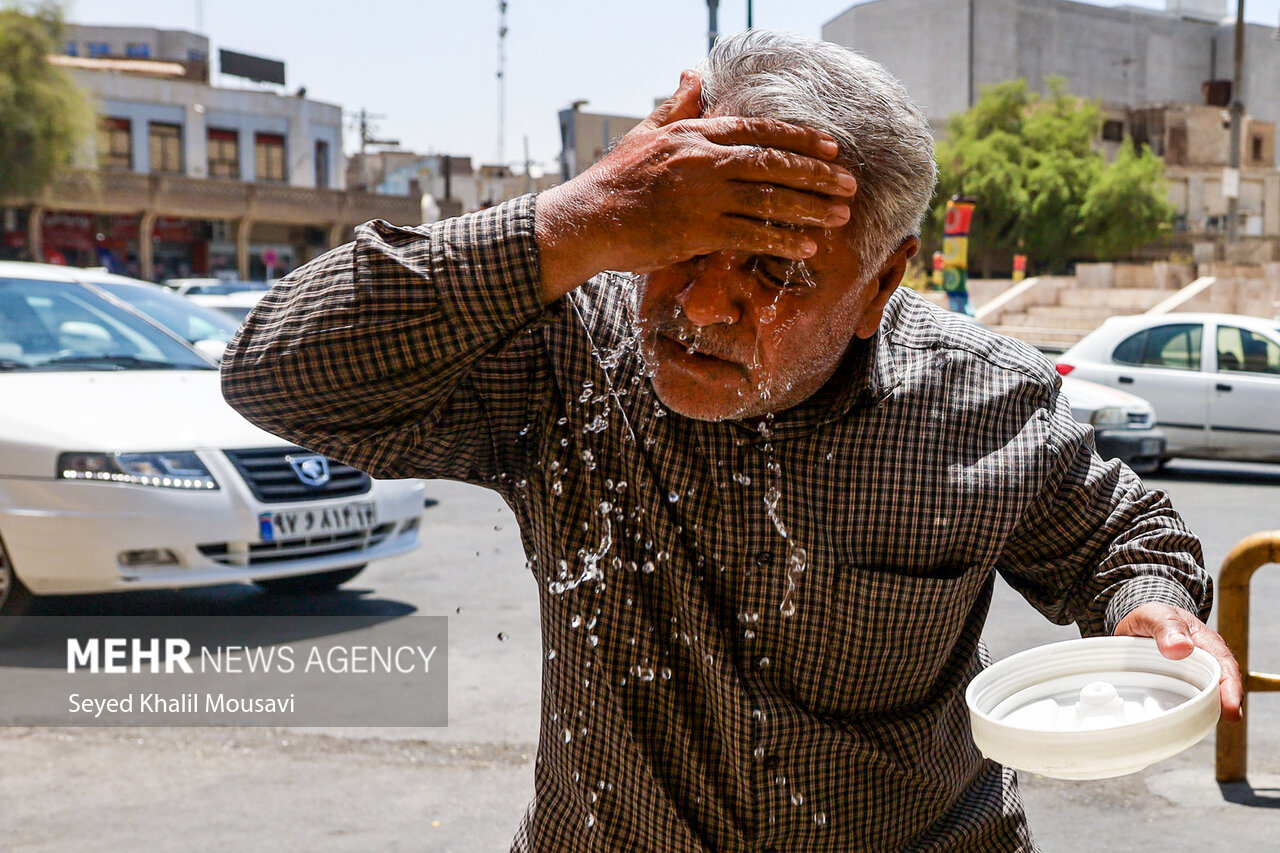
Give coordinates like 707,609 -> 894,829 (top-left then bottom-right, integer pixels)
695,30 -> 937,275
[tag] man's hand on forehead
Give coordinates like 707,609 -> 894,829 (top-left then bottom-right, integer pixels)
534,70 -> 857,303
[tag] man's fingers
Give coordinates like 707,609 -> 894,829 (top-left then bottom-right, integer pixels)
713,144 -> 857,197
1152,615 -> 1195,660
643,70 -> 703,130
698,115 -> 843,161
724,182 -> 851,228
1115,604 -> 1244,723
717,216 -> 819,260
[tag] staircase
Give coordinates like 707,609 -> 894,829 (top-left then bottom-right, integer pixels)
979,263 -> 1196,352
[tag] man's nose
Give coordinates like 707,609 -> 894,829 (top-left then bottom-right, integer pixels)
675,255 -> 747,327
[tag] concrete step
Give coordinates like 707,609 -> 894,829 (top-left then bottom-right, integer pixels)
996,311 -> 1102,332
1056,287 -> 1170,311
986,324 -> 1087,353
1021,305 -> 1124,325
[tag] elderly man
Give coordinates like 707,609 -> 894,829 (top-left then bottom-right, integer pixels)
223,30 -> 1240,853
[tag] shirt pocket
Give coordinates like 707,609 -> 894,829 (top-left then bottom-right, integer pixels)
800,561 -> 989,718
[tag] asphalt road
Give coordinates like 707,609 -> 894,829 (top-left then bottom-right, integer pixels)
2,459 -> 1278,852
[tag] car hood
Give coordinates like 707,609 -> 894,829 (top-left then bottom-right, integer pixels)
0,370 -> 288,477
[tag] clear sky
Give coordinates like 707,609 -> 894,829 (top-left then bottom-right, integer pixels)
66,0 -> 1280,173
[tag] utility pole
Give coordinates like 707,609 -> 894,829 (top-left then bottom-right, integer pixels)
497,1 -> 509,166
1226,0 -> 1245,247
707,0 -> 719,54
747,0 -> 753,28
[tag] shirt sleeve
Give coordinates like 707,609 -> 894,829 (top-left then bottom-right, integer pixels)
995,384 -> 1211,637
220,194 -> 554,482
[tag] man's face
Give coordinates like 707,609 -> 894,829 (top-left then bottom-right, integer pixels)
635,227 -> 903,422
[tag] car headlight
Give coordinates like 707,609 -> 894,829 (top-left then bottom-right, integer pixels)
1089,406 -> 1128,428
57,451 -> 219,490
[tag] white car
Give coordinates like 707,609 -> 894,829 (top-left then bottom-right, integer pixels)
73,270 -> 244,364
1059,375 -> 1165,474
1057,313 -> 1280,464
188,289 -> 269,322
0,261 -> 423,615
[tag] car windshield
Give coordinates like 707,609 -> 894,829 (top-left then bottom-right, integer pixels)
0,277 -> 214,371
88,278 -> 242,345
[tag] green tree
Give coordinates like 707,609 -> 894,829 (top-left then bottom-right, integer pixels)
0,2 -> 93,198
932,77 -> 1172,274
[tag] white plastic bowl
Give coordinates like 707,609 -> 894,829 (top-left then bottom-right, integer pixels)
966,636 -> 1220,780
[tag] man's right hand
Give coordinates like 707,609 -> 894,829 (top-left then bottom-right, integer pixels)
534,70 -> 858,303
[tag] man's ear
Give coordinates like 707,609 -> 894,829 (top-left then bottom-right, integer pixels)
854,236 -> 920,339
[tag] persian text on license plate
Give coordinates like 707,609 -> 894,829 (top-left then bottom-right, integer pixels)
258,501 -> 377,542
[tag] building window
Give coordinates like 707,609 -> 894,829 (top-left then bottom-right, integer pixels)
314,139 -> 330,188
125,42 -> 151,58
97,117 -> 132,171
1251,135 -> 1265,164
86,41 -> 111,58
64,41 -> 78,56
255,133 -> 286,182
188,48 -> 208,62
208,129 -> 240,179
149,122 -> 183,174
1101,120 -> 1124,142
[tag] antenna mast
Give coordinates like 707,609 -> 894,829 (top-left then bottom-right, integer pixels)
497,1 -> 509,165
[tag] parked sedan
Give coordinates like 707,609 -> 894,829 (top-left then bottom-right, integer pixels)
1057,312 -> 1280,463
1060,375 -> 1165,474
73,269 -> 243,363
0,261 -> 423,615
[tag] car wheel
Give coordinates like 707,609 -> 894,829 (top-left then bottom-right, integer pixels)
0,534 -> 34,616
254,566 -> 366,595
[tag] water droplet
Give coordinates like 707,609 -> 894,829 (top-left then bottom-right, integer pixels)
570,614 -> 583,629
737,611 -> 760,625
546,649 -> 557,660
455,606 -> 463,614
562,729 -> 572,743
790,792 -> 804,806
587,635 -> 599,647
660,667 -> 672,680
732,472 -> 752,486
557,417 -> 568,426
667,490 -> 680,503
641,561 -> 655,574
752,708 -> 767,723
497,632 -> 509,642
813,811 -> 827,826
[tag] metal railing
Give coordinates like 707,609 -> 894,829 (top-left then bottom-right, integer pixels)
1215,530 -> 1280,782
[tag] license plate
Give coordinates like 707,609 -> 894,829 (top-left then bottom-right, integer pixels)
1139,439 -> 1163,456
258,501 -> 377,542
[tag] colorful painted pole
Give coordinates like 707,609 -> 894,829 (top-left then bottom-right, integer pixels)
931,251 -> 945,289
1012,253 -> 1027,282
942,197 -> 976,316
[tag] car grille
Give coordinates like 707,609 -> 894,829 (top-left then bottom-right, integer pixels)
198,523 -> 398,567
223,447 -> 371,503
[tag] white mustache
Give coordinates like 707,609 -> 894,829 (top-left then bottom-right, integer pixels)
652,312 -> 754,364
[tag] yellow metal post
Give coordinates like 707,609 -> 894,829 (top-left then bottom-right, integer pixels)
1215,530 -> 1280,782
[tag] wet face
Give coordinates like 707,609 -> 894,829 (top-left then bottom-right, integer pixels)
635,229 -> 912,422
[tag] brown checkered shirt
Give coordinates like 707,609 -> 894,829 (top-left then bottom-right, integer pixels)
222,195 -> 1209,852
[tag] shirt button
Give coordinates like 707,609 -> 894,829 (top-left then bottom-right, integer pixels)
753,656 -> 770,671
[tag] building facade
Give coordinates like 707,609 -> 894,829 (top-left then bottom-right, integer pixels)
0,24 -> 418,281
823,0 -> 1280,254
